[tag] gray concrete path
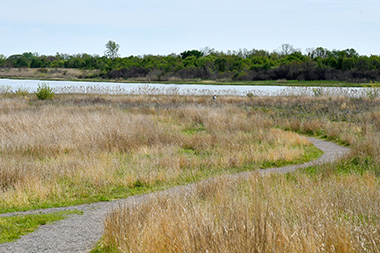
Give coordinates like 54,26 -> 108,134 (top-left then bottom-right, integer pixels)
0,138 -> 350,252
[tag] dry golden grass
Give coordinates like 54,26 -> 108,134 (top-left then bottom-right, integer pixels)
103,172 -> 380,252
0,68 -> 99,79
0,95 -> 311,211
98,94 -> 380,252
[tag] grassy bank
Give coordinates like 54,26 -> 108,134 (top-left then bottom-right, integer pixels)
0,94 -> 320,213
0,68 -> 366,87
0,68 -> 99,81
97,94 -> 380,252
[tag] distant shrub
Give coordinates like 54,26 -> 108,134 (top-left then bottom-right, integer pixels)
35,83 -> 54,100
312,87 -> 323,97
247,92 -> 254,98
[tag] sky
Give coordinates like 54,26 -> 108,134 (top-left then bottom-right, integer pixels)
1,0 -> 379,57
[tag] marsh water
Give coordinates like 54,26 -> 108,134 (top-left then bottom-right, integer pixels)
0,78 -> 367,97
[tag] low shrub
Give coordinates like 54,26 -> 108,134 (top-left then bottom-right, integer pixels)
35,83 -> 54,100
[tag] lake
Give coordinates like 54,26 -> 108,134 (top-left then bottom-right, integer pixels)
0,78 -> 368,97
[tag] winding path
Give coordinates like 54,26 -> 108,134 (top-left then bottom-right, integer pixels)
0,138 -> 350,253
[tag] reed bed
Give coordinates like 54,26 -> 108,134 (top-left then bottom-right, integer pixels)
45,85 -> 379,98
2,83 -> 377,98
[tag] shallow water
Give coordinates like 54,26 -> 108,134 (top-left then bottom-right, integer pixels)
0,78 -> 367,97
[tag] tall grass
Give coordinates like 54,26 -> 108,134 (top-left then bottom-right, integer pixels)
99,94 -> 380,252
0,95 -> 312,211
103,171 -> 380,252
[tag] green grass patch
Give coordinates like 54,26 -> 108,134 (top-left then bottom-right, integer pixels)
91,241 -> 119,253
182,123 -> 207,135
301,155 -> 378,176
0,210 -> 82,244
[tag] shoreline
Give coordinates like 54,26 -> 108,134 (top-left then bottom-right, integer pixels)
0,68 -> 368,87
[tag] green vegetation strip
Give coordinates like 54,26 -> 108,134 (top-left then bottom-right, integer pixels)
1,46 -> 379,84
0,210 -> 82,244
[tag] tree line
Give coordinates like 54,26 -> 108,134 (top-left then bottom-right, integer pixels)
1,44 -> 380,82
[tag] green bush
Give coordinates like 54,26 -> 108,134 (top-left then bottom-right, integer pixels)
247,92 -> 254,98
312,87 -> 323,97
35,83 -> 54,100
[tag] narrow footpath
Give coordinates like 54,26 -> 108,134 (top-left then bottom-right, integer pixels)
0,138 -> 350,253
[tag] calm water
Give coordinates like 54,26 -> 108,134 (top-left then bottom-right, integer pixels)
0,78 -> 367,97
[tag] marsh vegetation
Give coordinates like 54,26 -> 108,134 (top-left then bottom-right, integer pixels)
1,89 -> 380,252
0,94 -> 316,212
99,94 -> 380,252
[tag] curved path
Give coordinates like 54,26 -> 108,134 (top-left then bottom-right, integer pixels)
0,138 -> 350,253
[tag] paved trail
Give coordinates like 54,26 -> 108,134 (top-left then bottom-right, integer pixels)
0,138 -> 350,253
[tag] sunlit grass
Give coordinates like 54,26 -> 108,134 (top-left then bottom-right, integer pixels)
0,95 -> 316,212
97,94 -> 380,252
100,171 -> 380,252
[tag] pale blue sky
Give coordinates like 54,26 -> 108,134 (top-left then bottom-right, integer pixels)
1,0 -> 379,57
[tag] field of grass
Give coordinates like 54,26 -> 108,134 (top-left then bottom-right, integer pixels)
0,94 -> 320,213
0,68 -> 99,80
101,172 -> 380,252
2,89 -> 380,251
97,94 -> 380,252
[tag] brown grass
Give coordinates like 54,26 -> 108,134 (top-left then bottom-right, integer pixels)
103,172 -> 380,252
99,94 -> 380,252
0,68 -> 99,80
0,95 -> 311,210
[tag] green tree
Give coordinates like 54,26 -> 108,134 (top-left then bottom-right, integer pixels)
0,54 -> 5,67
342,57 -> 356,71
180,50 -> 203,59
6,54 -> 30,68
104,40 -> 120,59
214,58 -> 227,72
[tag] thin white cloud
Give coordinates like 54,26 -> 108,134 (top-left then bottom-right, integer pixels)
0,0 -> 379,56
